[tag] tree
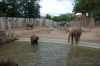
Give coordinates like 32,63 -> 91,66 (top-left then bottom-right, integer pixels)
19,0 -> 40,18
0,0 -> 8,17
92,9 -> 100,21
44,14 -> 52,19
52,13 -> 74,22
0,0 -> 40,18
73,0 -> 100,21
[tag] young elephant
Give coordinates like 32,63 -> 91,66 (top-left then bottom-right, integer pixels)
30,34 -> 39,45
0,58 -> 18,66
68,27 -> 82,45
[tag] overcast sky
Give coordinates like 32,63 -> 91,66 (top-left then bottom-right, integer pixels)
39,0 -> 74,16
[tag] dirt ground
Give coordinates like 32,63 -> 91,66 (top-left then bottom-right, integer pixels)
13,26 -> 100,44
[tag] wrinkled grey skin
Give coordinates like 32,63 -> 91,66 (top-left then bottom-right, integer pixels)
0,58 -> 18,66
68,28 -> 82,45
30,35 -> 39,45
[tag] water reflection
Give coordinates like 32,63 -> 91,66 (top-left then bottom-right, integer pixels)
0,41 -> 100,66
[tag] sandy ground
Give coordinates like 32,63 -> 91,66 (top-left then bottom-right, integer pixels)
13,26 -> 100,44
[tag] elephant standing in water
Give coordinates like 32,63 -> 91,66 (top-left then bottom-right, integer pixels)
0,58 -> 18,66
68,27 -> 82,45
30,34 -> 39,45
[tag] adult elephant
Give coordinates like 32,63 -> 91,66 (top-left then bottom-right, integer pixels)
68,27 -> 82,45
30,34 -> 39,45
0,58 -> 18,66
26,22 -> 34,30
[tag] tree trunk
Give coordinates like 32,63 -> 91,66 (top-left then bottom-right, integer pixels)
1,17 -> 6,31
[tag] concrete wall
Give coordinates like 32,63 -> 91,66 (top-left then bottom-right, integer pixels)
0,17 -> 60,30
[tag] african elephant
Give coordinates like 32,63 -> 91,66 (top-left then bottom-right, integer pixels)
30,34 -> 39,45
0,58 -> 18,66
68,27 -> 82,45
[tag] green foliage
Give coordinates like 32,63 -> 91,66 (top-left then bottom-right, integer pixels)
0,0 -> 40,18
44,14 -> 52,19
52,13 -> 74,22
92,9 -> 100,21
0,1 -> 8,16
73,0 -> 100,20
73,0 -> 95,13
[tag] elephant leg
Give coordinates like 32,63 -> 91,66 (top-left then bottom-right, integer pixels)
31,39 -> 34,45
68,34 -> 70,43
75,35 -> 78,45
71,35 -> 74,45
78,34 -> 81,41
30,25 -> 33,30
30,27 -> 33,30
34,40 -> 38,45
30,26 -> 32,30
36,41 -> 38,45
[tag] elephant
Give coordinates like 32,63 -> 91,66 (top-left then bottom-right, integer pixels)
59,23 -> 66,26
0,58 -> 18,66
26,22 -> 34,30
30,34 -> 39,45
68,27 -> 82,45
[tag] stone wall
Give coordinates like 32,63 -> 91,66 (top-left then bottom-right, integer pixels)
89,19 -> 96,28
0,17 -> 59,30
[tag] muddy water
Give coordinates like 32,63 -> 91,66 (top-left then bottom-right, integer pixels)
0,41 -> 100,66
